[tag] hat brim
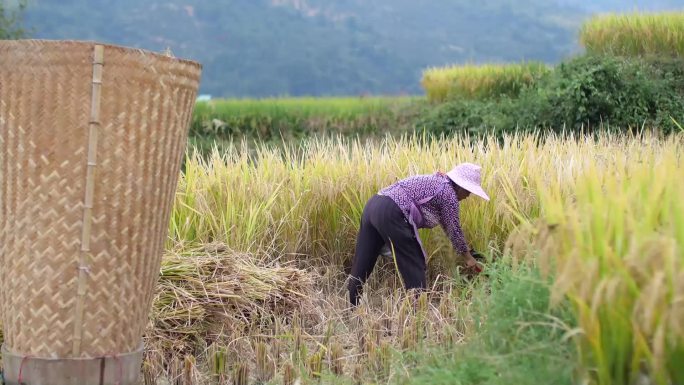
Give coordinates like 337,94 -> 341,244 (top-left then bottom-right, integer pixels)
463,183 -> 490,201
446,173 -> 490,201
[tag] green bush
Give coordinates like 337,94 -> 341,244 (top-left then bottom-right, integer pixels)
537,55 -> 684,132
417,55 -> 684,136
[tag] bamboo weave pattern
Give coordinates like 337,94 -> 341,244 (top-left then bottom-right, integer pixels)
0,40 -> 201,358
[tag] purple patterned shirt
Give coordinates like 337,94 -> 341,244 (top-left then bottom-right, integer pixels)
379,173 -> 469,254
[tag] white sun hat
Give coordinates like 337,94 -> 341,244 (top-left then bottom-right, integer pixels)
445,162 -> 490,201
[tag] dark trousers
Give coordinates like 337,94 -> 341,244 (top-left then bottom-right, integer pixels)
348,194 -> 426,306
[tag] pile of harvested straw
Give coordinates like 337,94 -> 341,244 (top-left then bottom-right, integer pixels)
146,243 -> 317,355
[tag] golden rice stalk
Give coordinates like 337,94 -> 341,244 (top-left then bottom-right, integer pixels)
168,357 -> 183,385
256,341 -> 276,383
307,349 -> 324,380
208,344 -> 229,381
329,341 -> 345,376
232,361 -> 249,385
352,362 -> 365,385
183,355 -> 198,385
143,358 -> 158,385
369,341 -> 392,380
282,361 -> 296,385
292,326 -> 304,366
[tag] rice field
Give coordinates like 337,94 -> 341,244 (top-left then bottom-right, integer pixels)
580,12 -> 684,57
420,62 -> 550,103
95,12 -> 684,383
143,131 -> 684,385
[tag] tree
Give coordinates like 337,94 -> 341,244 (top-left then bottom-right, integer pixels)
0,0 -> 28,39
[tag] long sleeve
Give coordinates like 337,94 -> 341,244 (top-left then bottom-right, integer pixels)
438,188 -> 469,255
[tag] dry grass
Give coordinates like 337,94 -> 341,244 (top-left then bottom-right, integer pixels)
143,245 -> 474,384
146,243 -> 317,356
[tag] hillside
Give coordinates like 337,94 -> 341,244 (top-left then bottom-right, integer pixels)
20,0 -> 684,97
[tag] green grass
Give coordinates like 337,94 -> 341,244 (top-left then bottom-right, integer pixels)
190,97 -> 423,148
421,62 -> 550,103
195,97 -> 418,117
395,264 -> 576,385
580,12 -> 684,57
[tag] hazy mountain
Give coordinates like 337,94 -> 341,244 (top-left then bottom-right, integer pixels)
19,0 -> 684,97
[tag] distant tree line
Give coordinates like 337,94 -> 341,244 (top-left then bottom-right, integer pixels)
0,0 -> 28,39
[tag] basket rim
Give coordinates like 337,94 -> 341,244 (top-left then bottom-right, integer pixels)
0,39 -> 202,68
1,343 -> 145,360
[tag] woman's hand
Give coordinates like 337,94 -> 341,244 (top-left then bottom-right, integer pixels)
464,251 -> 483,274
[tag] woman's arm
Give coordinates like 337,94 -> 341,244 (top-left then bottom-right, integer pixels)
440,206 -> 467,254
438,189 -> 478,267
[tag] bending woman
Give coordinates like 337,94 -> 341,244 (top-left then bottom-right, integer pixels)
348,162 -> 490,306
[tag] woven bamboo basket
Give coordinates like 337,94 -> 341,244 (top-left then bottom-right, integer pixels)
0,40 -> 201,367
